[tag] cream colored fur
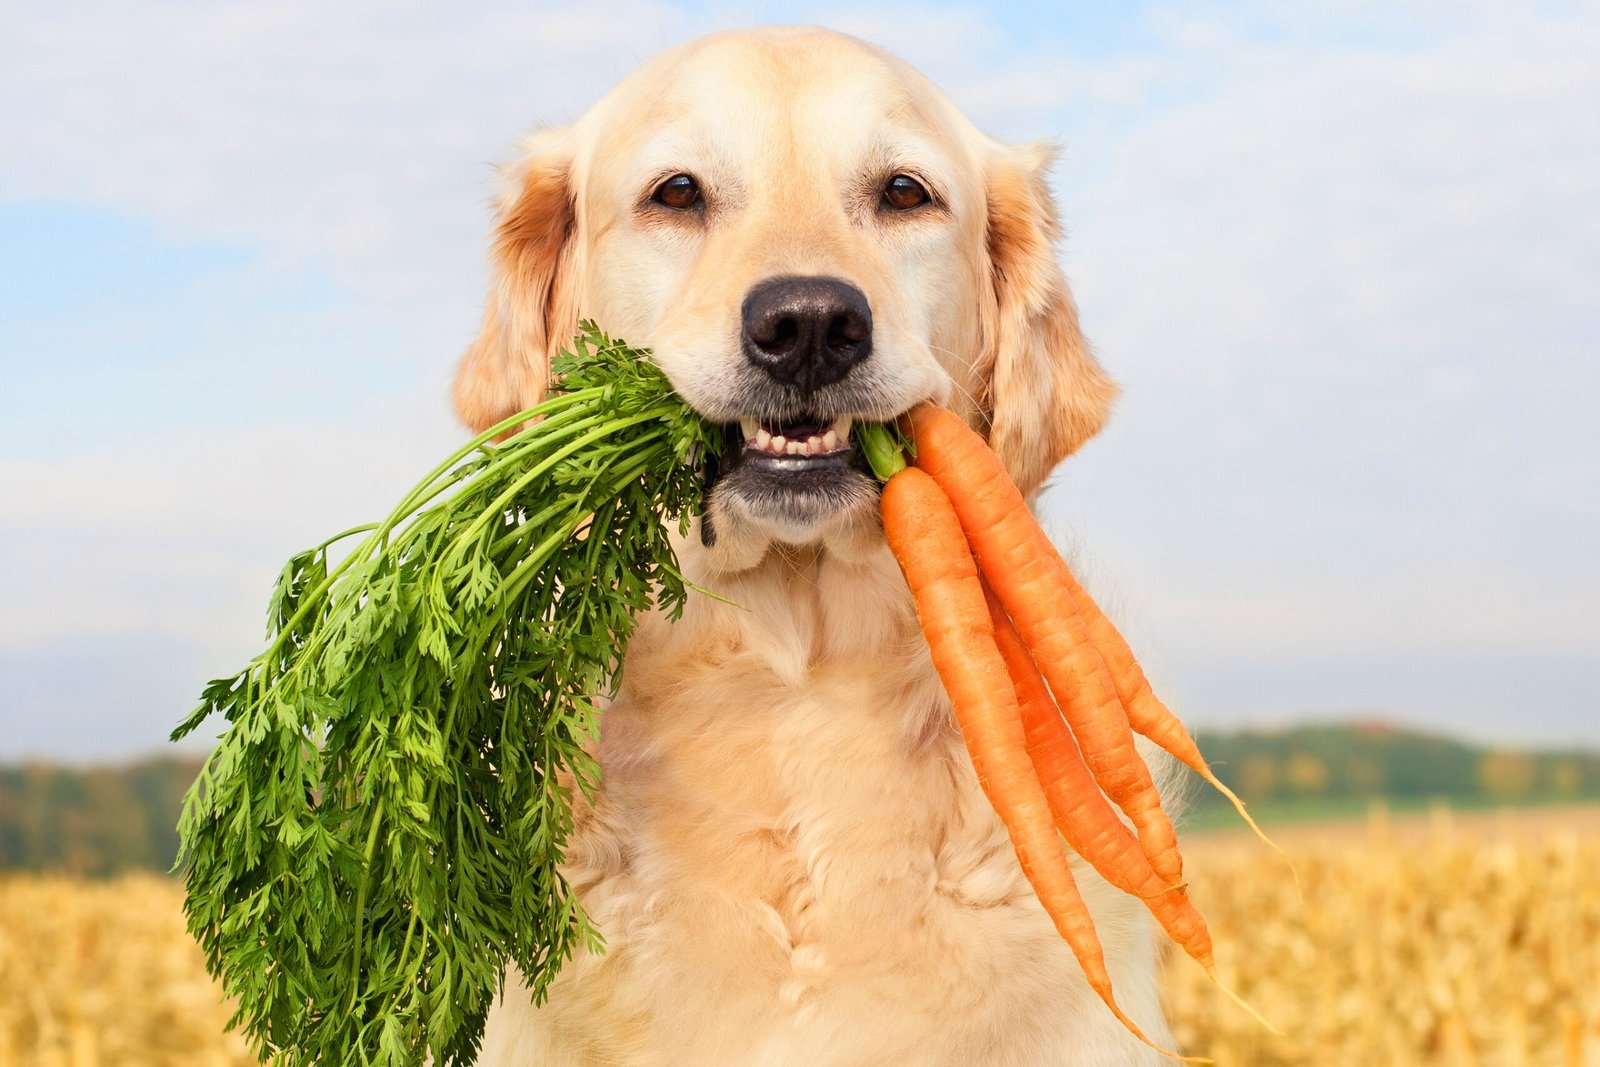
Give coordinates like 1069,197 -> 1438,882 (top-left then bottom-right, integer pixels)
459,27 -> 1179,1066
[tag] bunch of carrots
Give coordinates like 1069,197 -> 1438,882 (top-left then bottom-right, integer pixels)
879,405 -> 1285,1061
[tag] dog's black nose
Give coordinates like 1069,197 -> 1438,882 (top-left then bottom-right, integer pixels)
741,276 -> 872,393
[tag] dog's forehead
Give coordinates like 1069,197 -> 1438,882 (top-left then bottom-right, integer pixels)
643,28 -> 921,109
581,30 -> 965,179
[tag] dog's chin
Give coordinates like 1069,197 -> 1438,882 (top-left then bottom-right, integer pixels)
696,418 -> 884,569
716,455 -> 879,544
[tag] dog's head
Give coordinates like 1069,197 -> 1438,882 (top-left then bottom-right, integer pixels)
455,28 -> 1115,563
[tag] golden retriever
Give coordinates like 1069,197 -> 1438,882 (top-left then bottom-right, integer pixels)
454,26 -> 1176,1066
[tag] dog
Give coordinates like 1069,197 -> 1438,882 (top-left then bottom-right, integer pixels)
454,26 -> 1177,1066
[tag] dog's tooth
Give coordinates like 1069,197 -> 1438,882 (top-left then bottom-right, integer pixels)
787,440 -> 805,455
740,417 -> 759,442
807,435 -> 824,453
830,416 -> 853,442
822,430 -> 838,451
769,434 -> 787,453
755,428 -> 772,450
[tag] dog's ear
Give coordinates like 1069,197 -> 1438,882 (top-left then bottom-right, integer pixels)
979,142 -> 1117,497
454,131 -> 580,432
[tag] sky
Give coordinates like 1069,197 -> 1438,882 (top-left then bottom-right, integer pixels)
1,0 -> 1596,760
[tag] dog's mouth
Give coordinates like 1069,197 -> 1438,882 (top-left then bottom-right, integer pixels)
703,411 -> 879,542
733,414 -> 857,464
716,412 -> 874,484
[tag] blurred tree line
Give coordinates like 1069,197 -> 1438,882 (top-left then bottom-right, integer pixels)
2,724 -> 1597,874
1191,721 -> 1600,809
0,757 -> 202,876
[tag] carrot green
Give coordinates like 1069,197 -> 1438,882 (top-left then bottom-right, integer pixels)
173,325 -> 723,1066
171,321 -> 916,1066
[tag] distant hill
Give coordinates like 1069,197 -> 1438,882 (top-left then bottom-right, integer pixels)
3,724 -> 1598,874
1189,720 -> 1600,811
0,756 -> 202,876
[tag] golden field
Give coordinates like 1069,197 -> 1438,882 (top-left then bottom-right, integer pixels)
1,805 -> 1596,1067
1164,804 -> 1600,1065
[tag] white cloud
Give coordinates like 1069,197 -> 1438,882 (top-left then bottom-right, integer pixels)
0,384 -> 460,655
2,2 -> 1597,752
0,1 -> 697,297
1037,4 -> 1600,725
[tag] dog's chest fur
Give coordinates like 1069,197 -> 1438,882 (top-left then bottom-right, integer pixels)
478,545 -> 1171,1066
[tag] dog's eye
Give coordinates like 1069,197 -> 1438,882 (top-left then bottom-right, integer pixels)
652,173 -> 703,210
882,174 -> 930,211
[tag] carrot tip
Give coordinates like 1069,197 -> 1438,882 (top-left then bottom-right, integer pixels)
1202,769 -> 1302,901
1203,963 -> 1284,1037
1104,1000 -> 1211,1063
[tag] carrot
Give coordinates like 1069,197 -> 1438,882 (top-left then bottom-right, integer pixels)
908,405 -> 1184,887
882,467 -> 1200,1062
908,404 -> 1290,879
983,582 -> 1196,910
983,580 -> 1282,1035
1037,556 -> 1294,879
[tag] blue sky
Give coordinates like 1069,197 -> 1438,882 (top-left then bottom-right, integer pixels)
2,1 -> 1597,759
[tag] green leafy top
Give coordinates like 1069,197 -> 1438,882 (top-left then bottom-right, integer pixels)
172,324 -> 912,1066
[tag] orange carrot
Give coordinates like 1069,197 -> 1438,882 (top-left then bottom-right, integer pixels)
984,581 -> 1197,912
908,404 -> 1288,875
908,405 -> 1184,886
1038,556 -> 1291,873
882,467 -> 1199,1061
983,580 -> 1282,1035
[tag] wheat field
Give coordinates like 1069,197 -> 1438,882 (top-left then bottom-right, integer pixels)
2,806 -> 1596,1066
